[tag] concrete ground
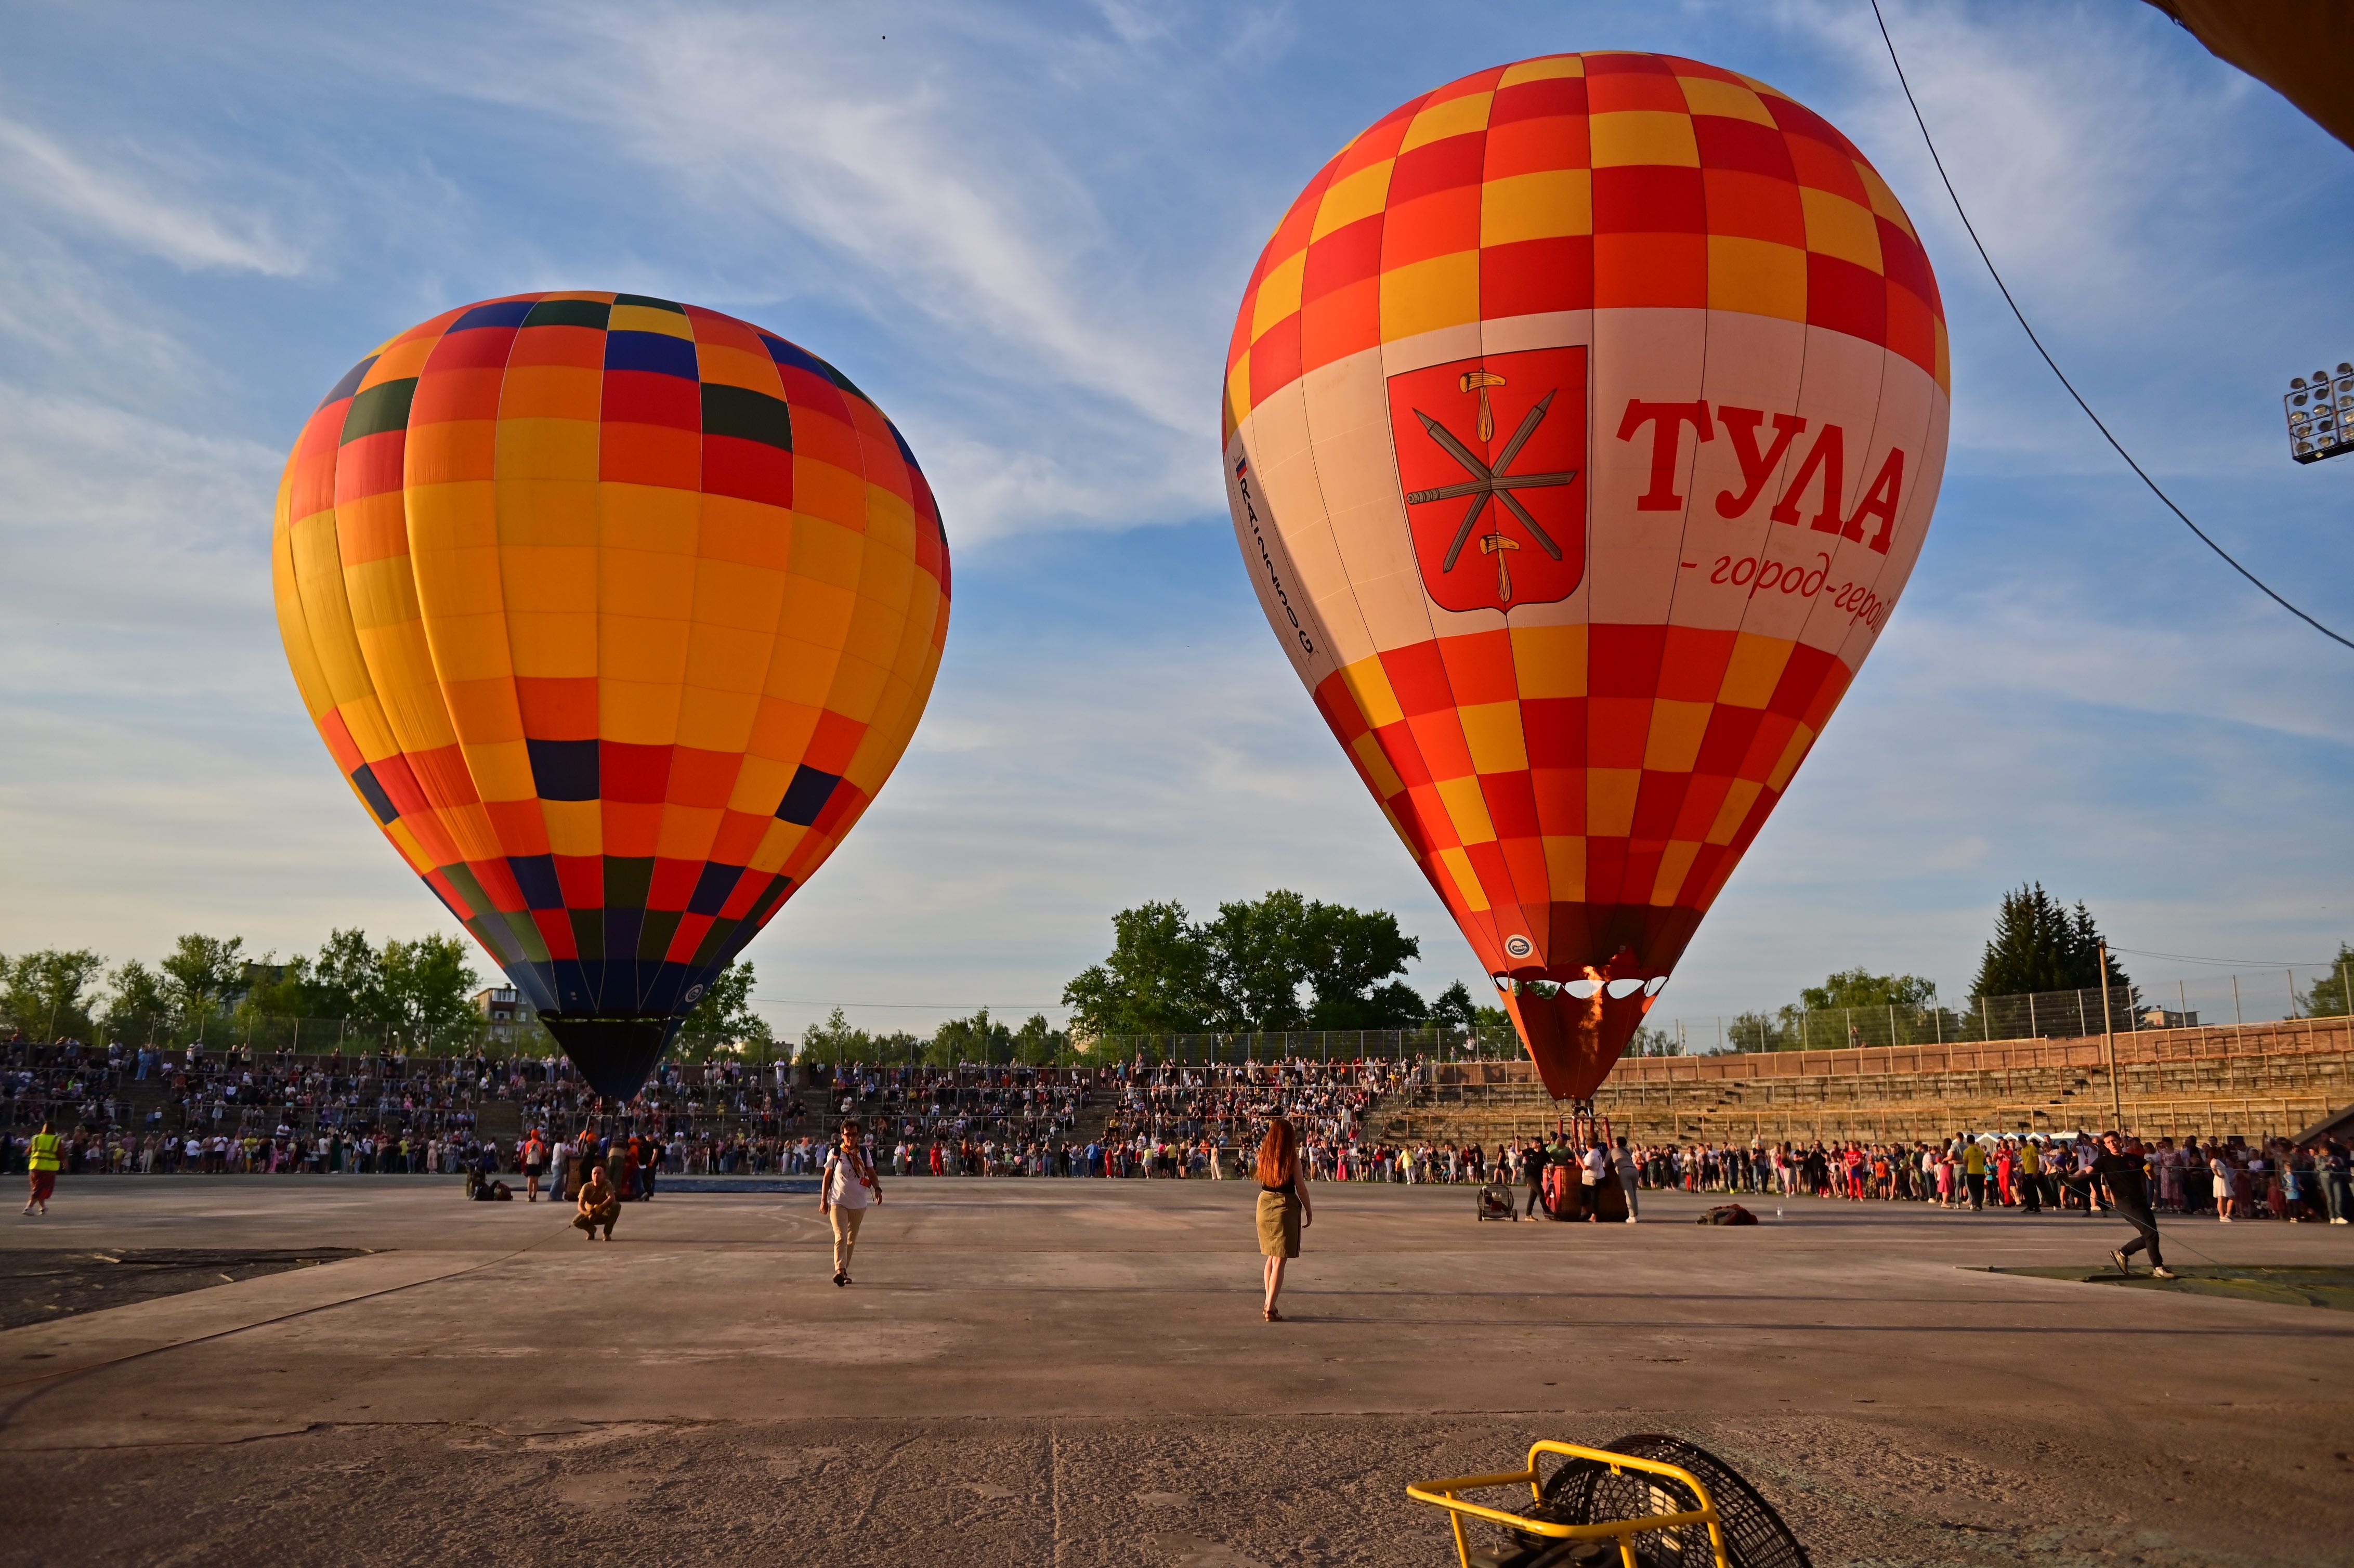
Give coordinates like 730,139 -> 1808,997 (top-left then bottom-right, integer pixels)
1,1177 -> 2349,1567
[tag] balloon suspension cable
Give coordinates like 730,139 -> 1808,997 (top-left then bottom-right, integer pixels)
1869,0 -> 2354,655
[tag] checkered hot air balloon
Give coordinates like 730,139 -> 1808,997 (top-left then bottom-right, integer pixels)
1223,54 -> 1948,1102
274,293 -> 950,1099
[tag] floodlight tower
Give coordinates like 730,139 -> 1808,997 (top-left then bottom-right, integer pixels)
2284,361 -> 2354,463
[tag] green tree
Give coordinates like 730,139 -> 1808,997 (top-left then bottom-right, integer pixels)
675,961 -> 773,1061
1062,901 -> 1221,1039
308,929 -> 384,1022
239,955 -> 318,1022
1,949 -> 108,1041
1726,1010 -> 1787,1052
102,960 -> 172,1044
932,1007 -> 1015,1065
1971,884 -> 2134,1000
1428,979 -> 1479,1029
798,1007 -> 873,1065
1799,968 -> 1939,1012
1294,899 -> 1421,1027
1627,1024 -> 1682,1057
160,933 -> 247,1024
376,933 -> 480,1051
2303,944 -> 2354,1018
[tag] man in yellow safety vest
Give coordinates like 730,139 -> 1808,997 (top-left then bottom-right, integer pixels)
24,1121 -> 63,1216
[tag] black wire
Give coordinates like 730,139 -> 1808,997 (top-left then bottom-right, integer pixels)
1868,0 -> 2354,654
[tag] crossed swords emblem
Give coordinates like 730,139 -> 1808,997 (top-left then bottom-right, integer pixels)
1406,371 -> 1579,603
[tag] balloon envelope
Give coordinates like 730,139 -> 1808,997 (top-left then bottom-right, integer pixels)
274,293 -> 950,1097
1223,55 -> 1947,1099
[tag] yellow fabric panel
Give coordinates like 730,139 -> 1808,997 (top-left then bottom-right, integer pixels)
1641,699 -> 1712,772
1352,732 -> 1406,798
342,555 -> 422,634
443,677 -> 526,744
1541,835 -> 1586,903
1400,91 -> 1492,152
609,303 -> 695,338
291,511 -> 376,713
599,481 -> 700,557
384,817 -> 438,873
1435,846 -> 1491,912
1766,722 -> 1815,791
1340,654 -> 1405,728
1226,355 -> 1252,430
1480,169 -> 1592,246
1716,633 -> 1795,709
598,674 -> 684,745
730,753 -> 796,815
498,544 -> 597,613
749,697 -> 823,764
1706,237 -> 1807,323
1678,75 -> 1775,125
541,799 -> 601,857
696,494 -> 795,572
1587,767 -> 1640,837
1312,160 -> 1394,241
1650,840 -> 1701,906
681,618 -> 776,697
788,514 -> 867,594
1800,188 -> 1882,271
820,649 -> 892,724
505,610 -> 597,678
332,489 -> 409,567
1509,623 -> 1588,699
763,630 -> 848,707
494,478 -> 601,546
1498,55 -> 1583,86
694,343 -> 786,395
689,559 -> 787,638
365,334 -> 437,383
416,611 -> 513,685
1705,777 -> 1763,845
598,608 -> 693,684
1251,250 -> 1307,342
494,415 -> 600,480
674,684 -> 761,753
1457,700 -> 1529,774
1588,111 -> 1699,168
1379,250 -> 1481,342
1854,162 -> 1917,238
1434,775 -> 1498,845
748,820 -> 808,874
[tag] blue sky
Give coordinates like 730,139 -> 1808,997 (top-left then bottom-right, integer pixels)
3,0 -> 2349,1040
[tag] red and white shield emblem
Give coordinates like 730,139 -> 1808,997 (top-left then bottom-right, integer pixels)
1388,346 -> 1588,613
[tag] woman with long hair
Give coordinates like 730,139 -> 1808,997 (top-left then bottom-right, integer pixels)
1255,1116 -> 1312,1321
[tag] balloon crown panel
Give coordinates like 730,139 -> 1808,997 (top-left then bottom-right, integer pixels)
274,293 -> 951,1098
1221,54 -> 1948,1101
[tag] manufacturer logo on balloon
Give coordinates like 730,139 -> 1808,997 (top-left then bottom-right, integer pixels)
1503,935 -> 1534,960
1390,346 -> 1588,613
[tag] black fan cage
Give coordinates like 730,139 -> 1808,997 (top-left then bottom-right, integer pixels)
1510,1433 -> 1810,1568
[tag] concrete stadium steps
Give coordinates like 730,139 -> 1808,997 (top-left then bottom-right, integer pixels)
1370,1024 -> 2353,1146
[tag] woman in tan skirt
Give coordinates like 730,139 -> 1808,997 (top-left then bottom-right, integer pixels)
1256,1117 -> 1312,1321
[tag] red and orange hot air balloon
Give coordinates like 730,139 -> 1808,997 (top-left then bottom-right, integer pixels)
275,292 -> 950,1098
1223,54 -> 1947,1102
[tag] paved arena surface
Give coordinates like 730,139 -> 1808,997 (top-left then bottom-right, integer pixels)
1,1177 -> 2349,1566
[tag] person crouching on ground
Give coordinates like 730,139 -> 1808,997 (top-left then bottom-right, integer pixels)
573,1164 -> 620,1242
1256,1116 -> 1311,1322
820,1119 -> 881,1287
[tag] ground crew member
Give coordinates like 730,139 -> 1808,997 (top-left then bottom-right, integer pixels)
2094,1132 -> 2175,1279
1519,1140 -> 1546,1219
1962,1136 -> 1989,1210
23,1121 -> 63,1216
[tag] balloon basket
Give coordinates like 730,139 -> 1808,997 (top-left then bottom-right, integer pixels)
1407,1433 -> 1809,1568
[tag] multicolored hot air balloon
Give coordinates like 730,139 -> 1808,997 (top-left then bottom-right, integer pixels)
274,292 -> 950,1098
1223,54 -> 1947,1103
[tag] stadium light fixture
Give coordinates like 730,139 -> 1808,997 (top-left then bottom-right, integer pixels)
2284,360 -> 2354,463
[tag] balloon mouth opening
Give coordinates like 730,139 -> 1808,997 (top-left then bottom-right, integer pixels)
539,1014 -> 682,1101
1492,972 -> 1668,1002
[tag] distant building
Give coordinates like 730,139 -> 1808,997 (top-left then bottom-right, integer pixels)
2140,1007 -> 2199,1030
474,986 -> 533,1042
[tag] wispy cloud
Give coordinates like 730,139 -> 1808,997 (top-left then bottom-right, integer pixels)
0,116 -> 307,277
